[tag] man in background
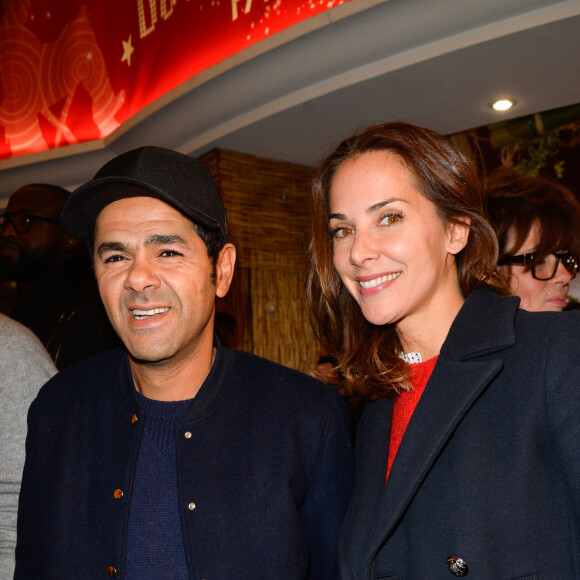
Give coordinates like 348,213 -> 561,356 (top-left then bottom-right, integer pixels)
0,183 -> 120,367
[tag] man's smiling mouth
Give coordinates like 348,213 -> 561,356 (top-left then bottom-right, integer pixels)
131,307 -> 170,320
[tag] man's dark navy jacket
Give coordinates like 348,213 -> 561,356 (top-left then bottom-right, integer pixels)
15,340 -> 354,579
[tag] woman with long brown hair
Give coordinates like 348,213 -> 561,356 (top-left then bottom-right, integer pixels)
306,121 -> 580,579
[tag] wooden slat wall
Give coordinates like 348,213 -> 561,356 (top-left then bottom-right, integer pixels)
201,149 -> 320,374
251,267 -> 315,372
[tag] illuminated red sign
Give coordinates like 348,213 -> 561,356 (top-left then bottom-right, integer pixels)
0,0 -> 347,160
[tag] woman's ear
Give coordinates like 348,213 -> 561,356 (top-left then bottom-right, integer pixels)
447,217 -> 471,255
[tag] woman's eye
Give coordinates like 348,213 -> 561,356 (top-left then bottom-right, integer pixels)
382,213 -> 402,225
333,227 -> 354,239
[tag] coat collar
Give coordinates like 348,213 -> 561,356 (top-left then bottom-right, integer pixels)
441,287 -> 519,361
342,288 -> 520,577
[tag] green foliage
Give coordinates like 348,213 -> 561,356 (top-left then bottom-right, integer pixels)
512,130 -> 565,178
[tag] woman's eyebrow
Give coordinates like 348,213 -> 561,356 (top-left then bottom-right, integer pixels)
367,199 -> 401,214
329,198 -> 402,221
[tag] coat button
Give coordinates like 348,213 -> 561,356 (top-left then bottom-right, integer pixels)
184,431 -> 192,439
131,414 -> 138,424
447,555 -> 469,576
113,489 -> 124,499
107,566 -> 117,576
188,502 -> 196,510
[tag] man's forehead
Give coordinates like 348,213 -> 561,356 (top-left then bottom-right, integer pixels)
93,196 -> 199,242
99,195 -> 188,218
96,196 -> 189,226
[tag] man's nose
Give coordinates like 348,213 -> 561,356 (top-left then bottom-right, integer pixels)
124,257 -> 161,294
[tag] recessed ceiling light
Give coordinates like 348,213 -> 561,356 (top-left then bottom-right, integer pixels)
492,99 -> 514,111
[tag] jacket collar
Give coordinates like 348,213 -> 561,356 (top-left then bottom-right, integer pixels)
118,335 -> 234,422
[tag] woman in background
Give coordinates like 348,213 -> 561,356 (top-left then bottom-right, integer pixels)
486,168 -> 580,312
306,121 -> 580,579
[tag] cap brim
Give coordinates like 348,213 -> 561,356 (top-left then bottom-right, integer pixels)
61,178 -> 222,240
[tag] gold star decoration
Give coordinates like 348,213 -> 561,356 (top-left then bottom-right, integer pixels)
121,35 -> 135,67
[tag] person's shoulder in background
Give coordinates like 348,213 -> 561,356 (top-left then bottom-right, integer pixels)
0,312 -> 57,580
0,312 -> 57,384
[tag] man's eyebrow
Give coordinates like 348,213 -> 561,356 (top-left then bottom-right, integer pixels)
96,241 -> 128,257
144,234 -> 187,247
96,235 -> 188,258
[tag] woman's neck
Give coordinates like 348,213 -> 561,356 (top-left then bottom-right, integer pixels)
396,288 -> 465,361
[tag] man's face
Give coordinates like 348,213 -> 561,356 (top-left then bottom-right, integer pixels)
0,186 -> 65,282
93,196 -> 235,367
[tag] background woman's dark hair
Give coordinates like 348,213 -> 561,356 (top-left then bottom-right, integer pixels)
305,121 -> 505,405
485,167 -> 580,264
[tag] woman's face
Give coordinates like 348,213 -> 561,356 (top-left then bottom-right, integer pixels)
502,221 -> 572,312
329,151 -> 468,336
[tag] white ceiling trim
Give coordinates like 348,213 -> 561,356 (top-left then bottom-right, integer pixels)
178,0 -> 580,155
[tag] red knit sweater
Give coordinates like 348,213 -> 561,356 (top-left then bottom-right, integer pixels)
386,356 -> 438,481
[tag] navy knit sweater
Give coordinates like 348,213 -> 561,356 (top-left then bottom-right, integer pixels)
125,394 -> 191,579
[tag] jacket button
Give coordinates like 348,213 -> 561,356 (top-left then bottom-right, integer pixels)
447,555 -> 469,576
184,431 -> 192,439
113,489 -> 124,499
107,566 -> 117,577
131,414 -> 138,424
188,502 -> 196,510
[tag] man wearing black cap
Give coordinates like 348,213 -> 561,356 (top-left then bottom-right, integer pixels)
15,147 -> 354,579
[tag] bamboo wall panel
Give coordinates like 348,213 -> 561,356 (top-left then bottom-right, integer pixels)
251,267 -> 319,374
201,149 -> 319,373
202,149 -> 314,269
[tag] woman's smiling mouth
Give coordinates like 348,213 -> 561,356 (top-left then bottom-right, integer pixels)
358,272 -> 401,289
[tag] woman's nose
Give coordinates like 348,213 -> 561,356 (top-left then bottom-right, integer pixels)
552,259 -> 573,284
349,229 -> 380,266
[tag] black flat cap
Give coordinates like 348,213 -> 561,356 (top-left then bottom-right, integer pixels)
60,146 -> 227,244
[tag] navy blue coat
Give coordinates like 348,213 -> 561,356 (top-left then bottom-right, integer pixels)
339,289 -> 580,580
16,340 -> 354,579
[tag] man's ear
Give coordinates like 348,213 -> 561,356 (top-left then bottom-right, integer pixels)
447,217 -> 471,255
215,243 -> 236,298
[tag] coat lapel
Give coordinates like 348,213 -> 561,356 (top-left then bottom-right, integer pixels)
370,357 -> 503,548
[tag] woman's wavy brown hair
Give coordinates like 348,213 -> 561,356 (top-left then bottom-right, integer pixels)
305,121 -> 506,405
